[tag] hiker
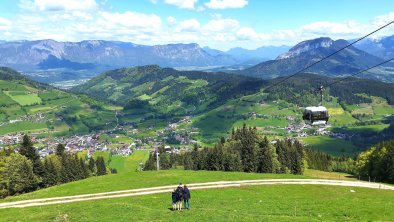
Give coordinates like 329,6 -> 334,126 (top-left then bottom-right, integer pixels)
175,183 -> 183,210
171,189 -> 177,211
183,185 -> 191,210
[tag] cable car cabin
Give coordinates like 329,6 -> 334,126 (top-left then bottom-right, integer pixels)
303,106 -> 329,125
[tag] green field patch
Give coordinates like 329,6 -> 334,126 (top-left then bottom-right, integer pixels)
351,107 -> 374,115
0,121 -> 47,135
373,106 -> 394,116
1,105 -> 26,119
38,90 -> 67,101
108,151 -> 150,173
76,151 -> 88,160
0,80 -> 28,91
28,106 -> 53,113
0,91 -> 17,106
327,107 -> 345,116
301,136 -> 359,156
4,91 -> 42,106
233,118 -> 288,128
137,94 -> 151,100
334,124 -> 390,135
93,151 -> 111,165
329,112 -> 357,126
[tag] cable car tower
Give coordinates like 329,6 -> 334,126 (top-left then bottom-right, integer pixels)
302,85 -> 329,125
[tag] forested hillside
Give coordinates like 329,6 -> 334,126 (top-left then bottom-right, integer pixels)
73,65 -> 265,117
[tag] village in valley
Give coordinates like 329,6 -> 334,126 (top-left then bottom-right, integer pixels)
0,111 -> 350,159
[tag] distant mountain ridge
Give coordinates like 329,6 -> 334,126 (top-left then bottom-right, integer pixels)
354,35 -> 394,60
239,37 -> 394,82
0,40 -> 240,70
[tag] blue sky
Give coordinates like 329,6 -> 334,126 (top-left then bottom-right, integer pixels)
0,0 -> 394,50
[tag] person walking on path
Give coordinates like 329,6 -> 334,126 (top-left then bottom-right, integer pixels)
175,183 -> 184,210
183,185 -> 191,210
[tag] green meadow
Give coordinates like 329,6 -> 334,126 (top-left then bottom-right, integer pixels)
301,136 -> 359,156
0,170 -> 393,222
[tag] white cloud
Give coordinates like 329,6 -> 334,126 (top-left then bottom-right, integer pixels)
203,18 -> 239,32
164,0 -> 198,9
301,21 -> 361,35
98,11 -> 161,31
167,16 -> 177,25
177,19 -> 200,32
0,17 -> 12,26
236,27 -> 258,40
205,0 -> 248,9
0,17 -> 12,31
370,12 -> 394,38
20,0 -> 98,11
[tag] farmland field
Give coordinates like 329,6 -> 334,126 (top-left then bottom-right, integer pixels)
4,91 -> 42,106
108,150 -> 150,173
301,136 -> 359,156
0,121 -> 48,135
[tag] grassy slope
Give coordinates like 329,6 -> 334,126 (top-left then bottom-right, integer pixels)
1,171 -> 309,203
301,136 -> 359,156
109,150 -> 150,173
0,73 -> 117,136
0,170 -> 393,221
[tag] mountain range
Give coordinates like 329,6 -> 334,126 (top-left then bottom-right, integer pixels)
239,37 -> 394,82
2,35 -> 394,83
0,40 -> 289,83
354,35 -> 394,60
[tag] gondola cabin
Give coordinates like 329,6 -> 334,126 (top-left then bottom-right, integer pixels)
303,106 -> 329,125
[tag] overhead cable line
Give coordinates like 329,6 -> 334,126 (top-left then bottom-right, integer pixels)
322,57 -> 394,89
262,20 -> 394,92
244,57 -> 394,115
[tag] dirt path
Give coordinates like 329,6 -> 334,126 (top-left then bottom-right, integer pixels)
0,179 -> 393,209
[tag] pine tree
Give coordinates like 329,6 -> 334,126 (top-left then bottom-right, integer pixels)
183,153 -> 193,170
257,137 -> 273,173
80,158 -> 89,178
19,135 -> 44,183
240,125 -> 257,172
56,144 -> 65,156
160,153 -> 171,170
96,156 -> 107,176
42,158 -> 58,187
88,156 -> 96,174
73,154 -> 83,180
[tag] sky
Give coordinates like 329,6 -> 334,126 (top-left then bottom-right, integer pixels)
0,0 -> 394,50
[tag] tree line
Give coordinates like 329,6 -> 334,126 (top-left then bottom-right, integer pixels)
145,125 -> 305,174
145,125 -> 394,183
356,139 -> 394,183
0,135 -> 108,198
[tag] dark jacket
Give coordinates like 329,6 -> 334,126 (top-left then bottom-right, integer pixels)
172,191 -> 177,203
183,188 -> 191,200
176,186 -> 183,201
